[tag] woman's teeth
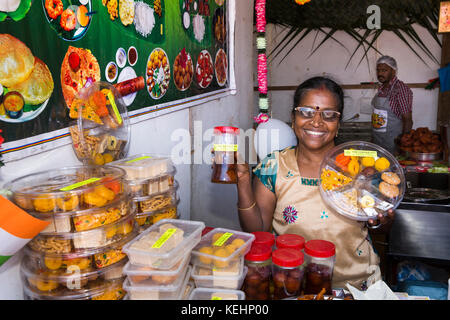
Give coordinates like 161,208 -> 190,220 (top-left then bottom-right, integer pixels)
305,130 -> 325,136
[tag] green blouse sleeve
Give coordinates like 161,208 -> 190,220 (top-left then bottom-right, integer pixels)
252,152 -> 278,193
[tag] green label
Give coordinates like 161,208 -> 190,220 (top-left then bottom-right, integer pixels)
213,232 -> 233,247
344,149 -> 377,158
211,296 -> 222,300
152,228 -> 177,249
213,144 -> 238,152
126,156 -> 152,164
60,178 -> 101,191
108,91 -> 122,125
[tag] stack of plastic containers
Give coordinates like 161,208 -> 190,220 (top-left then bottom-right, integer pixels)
122,219 -> 204,300
108,154 -> 179,233
7,165 -> 138,300
189,228 -> 255,300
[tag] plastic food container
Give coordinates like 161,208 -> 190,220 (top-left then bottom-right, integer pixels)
272,248 -> 305,300
135,204 -> 179,233
243,243 -> 272,300
8,166 -> 127,213
69,82 -> 131,165
27,214 -> 137,253
303,240 -> 336,295
123,265 -> 191,300
189,288 -> 245,300
252,231 -> 275,249
181,280 -> 195,300
133,185 -> 179,214
191,228 -> 255,270
211,126 -> 240,184
22,277 -> 126,300
191,257 -> 247,290
23,228 -> 138,273
123,250 -> 190,286
123,219 -> 205,269
275,234 -> 305,252
109,153 -> 174,181
126,173 -> 176,197
319,141 -> 406,221
21,256 -> 127,294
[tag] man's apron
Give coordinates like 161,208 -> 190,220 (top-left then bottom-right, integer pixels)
371,86 -> 403,154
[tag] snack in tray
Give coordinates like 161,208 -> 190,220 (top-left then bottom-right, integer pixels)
398,127 -> 443,153
320,169 -> 353,191
173,48 -> 193,91
196,50 -> 213,88
129,223 -> 184,256
146,48 -> 170,99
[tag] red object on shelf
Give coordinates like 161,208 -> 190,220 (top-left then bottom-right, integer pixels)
202,226 -> 214,236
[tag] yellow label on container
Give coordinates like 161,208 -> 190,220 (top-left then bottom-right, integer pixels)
213,232 -> 233,247
344,149 -> 377,158
211,296 -> 222,300
126,156 -> 152,164
107,91 -> 122,125
152,228 -> 177,249
213,144 -> 238,152
60,178 -> 101,191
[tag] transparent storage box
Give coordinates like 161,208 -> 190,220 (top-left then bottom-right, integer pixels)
22,277 -> 126,300
126,172 -> 176,197
191,258 -> 247,290
188,288 -> 245,300
21,255 -> 127,294
108,153 -> 175,181
191,228 -> 255,270
123,265 -> 191,300
27,213 -> 137,253
319,141 -> 406,221
135,204 -> 179,233
122,219 -> 205,269
70,82 -> 131,166
133,183 -> 179,214
23,228 -> 138,272
7,166 -> 127,213
123,250 -> 190,286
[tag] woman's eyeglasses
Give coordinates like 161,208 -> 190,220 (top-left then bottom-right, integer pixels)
294,106 -> 341,122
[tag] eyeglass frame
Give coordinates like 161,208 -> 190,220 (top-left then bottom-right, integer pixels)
293,106 -> 341,122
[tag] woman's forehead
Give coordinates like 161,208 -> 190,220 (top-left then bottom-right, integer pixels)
299,89 -> 339,109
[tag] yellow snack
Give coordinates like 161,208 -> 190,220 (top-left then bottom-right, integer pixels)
33,196 -> 56,213
225,244 -> 236,256
117,220 -> 133,235
103,153 -> 114,164
35,279 -> 59,292
83,192 -> 108,207
230,238 -> 245,249
56,194 -> 79,211
361,157 -> 375,167
94,153 -> 105,165
135,216 -> 148,226
105,225 -> 117,239
213,247 -> 230,268
360,195 -> 375,208
347,159 -> 360,177
211,232 -> 224,245
375,157 -> 390,172
198,246 -> 214,264
321,169 -> 353,191
94,185 -> 115,201
44,257 -> 62,270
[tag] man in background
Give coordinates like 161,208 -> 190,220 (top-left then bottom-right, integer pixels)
371,56 -> 413,154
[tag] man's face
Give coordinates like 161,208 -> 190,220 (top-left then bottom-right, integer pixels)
377,63 -> 395,84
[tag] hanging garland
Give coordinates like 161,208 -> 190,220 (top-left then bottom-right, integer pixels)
254,0 -> 311,124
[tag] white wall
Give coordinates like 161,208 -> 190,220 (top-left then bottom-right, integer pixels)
0,0 -> 255,299
265,24 -> 442,130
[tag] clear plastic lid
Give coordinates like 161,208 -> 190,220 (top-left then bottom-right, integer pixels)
70,81 -> 131,165
319,141 -> 406,221
109,153 -> 175,181
122,219 -> 205,269
132,184 -> 179,214
191,265 -> 248,291
123,250 -> 190,286
191,228 -> 255,270
188,288 -> 246,300
126,171 -> 176,197
135,205 -> 179,233
22,276 -> 126,300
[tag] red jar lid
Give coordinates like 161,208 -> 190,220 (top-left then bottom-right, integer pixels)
304,240 -> 335,258
252,231 -> 275,247
276,234 -> 305,251
272,248 -> 304,268
245,243 -> 272,262
214,126 -> 240,134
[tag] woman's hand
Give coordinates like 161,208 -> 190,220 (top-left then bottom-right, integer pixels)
235,151 -> 251,183
366,209 -> 395,231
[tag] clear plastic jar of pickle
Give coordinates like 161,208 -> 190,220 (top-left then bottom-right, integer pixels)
251,231 -> 275,250
303,240 -> 335,295
243,243 -> 272,300
271,248 -> 304,300
211,126 -> 240,184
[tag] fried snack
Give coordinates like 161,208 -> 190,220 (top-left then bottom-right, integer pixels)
56,194 -> 79,211
107,0 -> 118,20
381,172 -> 401,186
28,237 -> 72,254
0,34 -> 35,87
379,181 -> 400,198
139,194 -> 172,212
321,169 -> 352,191
119,0 -> 135,26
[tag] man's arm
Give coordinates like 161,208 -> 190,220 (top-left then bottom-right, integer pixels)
402,112 -> 413,133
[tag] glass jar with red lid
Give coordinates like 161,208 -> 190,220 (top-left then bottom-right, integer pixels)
252,231 -> 275,249
275,234 -> 305,252
211,126 -> 240,184
303,239 -> 335,295
271,248 -> 304,300
243,243 -> 272,300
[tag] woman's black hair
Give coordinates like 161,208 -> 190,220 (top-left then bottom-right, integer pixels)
292,76 -> 344,117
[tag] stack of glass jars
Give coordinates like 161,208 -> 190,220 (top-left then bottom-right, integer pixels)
108,154 -> 179,233
7,166 -> 138,300
190,228 -> 254,296
121,219 -> 204,300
